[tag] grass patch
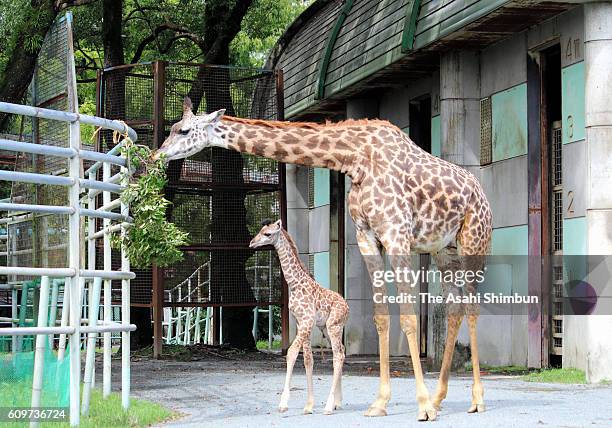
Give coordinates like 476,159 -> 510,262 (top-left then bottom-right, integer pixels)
256,339 -> 281,350
465,363 -> 529,375
0,388 -> 176,428
523,368 -> 586,384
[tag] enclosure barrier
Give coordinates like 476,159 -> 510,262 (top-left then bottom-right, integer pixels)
0,101 -> 137,427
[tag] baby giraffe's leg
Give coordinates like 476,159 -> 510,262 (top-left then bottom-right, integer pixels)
279,326 -> 309,412
303,340 -> 315,414
324,323 -> 345,415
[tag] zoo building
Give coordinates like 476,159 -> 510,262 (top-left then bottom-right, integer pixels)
267,0 -> 612,382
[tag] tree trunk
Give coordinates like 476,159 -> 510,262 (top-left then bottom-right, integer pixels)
186,0 -> 255,349
0,0 -> 57,131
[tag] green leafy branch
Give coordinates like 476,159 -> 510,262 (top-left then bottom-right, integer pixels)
110,140 -> 189,268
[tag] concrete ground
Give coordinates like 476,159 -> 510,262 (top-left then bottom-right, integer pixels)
120,358 -> 612,428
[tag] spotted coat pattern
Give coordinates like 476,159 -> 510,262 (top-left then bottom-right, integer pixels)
250,221 -> 348,414
155,99 -> 493,420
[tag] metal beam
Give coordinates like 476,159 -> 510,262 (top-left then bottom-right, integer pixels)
315,0 -> 354,100
401,0 -> 422,53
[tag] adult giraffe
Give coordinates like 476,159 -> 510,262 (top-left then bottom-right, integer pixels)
154,98 -> 492,421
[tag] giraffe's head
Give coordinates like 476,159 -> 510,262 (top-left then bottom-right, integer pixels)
249,219 -> 283,249
153,97 -> 226,161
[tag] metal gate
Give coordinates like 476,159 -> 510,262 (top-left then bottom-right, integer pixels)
550,121 -> 563,356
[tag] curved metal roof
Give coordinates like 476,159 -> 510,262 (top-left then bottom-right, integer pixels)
268,0 -> 574,119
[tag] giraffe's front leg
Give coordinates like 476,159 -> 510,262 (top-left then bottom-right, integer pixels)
386,249 -> 436,422
279,327 -> 309,412
355,229 -> 391,417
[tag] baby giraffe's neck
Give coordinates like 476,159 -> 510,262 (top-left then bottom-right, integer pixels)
274,230 -> 313,290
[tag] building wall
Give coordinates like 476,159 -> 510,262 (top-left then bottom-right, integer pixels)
285,6 -> 606,373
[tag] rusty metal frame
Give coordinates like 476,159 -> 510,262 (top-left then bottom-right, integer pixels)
96,62 -> 289,357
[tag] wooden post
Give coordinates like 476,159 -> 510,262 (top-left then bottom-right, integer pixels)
152,61 -> 166,359
152,264 -> 163,358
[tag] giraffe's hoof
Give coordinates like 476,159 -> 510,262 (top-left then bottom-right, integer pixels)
323,408 -> 333,415
303,407 -> 313,415
364,406 -> 387,417
334,404 -> 342,410
468,403 -> 486,413
417,405 -> 438,422
278,406 -> 288,413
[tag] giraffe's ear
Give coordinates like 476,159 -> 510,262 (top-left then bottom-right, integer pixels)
206,109 -> 225,125
274,219 -> 283,229
183,97 -> 193,115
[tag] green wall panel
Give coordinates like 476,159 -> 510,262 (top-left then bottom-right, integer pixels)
491,225 -> 528,256
314,167 -> 330,207
563,216 -> 586,255
563,217 -> 587,286
314,251 -> 330,289
492,83 -> 528,162
431,115 -> 441,157
561,61 -> 585,145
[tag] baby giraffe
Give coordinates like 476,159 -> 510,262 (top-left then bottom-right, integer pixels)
250,219 -> 349,415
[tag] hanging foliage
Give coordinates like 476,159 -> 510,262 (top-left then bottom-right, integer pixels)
111,140 -> 189,268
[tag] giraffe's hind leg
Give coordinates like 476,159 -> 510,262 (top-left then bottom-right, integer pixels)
303,339 -> 315,414
432,249 -> 464,411
323,317 -> 345,414
457,198 -> 490,414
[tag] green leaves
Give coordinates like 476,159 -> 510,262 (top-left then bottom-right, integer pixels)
112,141 -> 189,268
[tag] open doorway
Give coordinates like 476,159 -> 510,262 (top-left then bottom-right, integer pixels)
540,44 -> 563,367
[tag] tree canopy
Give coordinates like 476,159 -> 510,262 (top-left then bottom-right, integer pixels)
0,0 -> 310,127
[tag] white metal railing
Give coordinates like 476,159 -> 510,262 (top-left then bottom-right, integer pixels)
164,262 -> 211,345
161,254 -> 277,349
0,97 -> 136,427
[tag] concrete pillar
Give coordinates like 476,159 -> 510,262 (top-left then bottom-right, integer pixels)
344,98 -> 383,356
285,163 -> 310,342
434,51 -> 482,368
439,50 -> 481,168
584,2 -> 612,383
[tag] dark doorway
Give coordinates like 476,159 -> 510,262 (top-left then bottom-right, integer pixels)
409,95 -> 432,357
541,45 -> 563,367
409,96 -> 432,153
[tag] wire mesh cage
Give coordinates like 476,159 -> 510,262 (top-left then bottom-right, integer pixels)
98,62 -> 285,308
0,16 -> 73,281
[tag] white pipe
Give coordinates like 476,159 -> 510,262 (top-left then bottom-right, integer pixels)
81,277 -> 101,415
80,270 -> 135,280
11,288 -> 17,351
102,162 -> 112,398
120,168 -> 131,410
30,276 -> 50,427
0,267 -> 76,277
48,280 -> 59,348
87,222 -> 131,241
67,66 -> 83,424
57,281 -> 70,361
0,326 -> 74,336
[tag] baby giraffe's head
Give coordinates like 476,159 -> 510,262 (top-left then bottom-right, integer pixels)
249,219 -> 283,248
153,97 -> 226,161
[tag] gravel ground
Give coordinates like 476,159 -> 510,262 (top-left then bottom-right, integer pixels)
116,358 -> 612,428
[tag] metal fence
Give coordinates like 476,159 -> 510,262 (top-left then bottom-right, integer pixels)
0,13 -> 136,427
98,62 -> 288,353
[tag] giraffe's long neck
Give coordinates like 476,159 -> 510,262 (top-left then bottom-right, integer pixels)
274,230 -> 312,290
214,118 -> 360,177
